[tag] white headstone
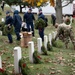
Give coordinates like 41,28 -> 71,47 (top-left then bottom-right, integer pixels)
37,38 -> 42,54
49,33 -> 52,45
54,31 -> 57,37
28,41 -> 34,63
0,56 -> 2,68
52,31 -> 56,39
44,35 -> 48,50
0,31 -> 2,35
14,47 -> 22,74
1,18 -> 5,22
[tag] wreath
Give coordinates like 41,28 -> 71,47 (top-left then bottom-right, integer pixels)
41,45 -> 48,55
33,51 -> 42,64
65,18 -> 70,25
4,25 -> 14,35
47,41 -> 53,51
51,39 -> 57,47
34,18 -> 46,29
19,58 -> 30,75
0,12 -> 2,15
0,68 -> 8,75
0,22 -> 5,31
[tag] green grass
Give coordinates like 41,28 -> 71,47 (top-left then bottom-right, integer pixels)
0,6 -> 75,75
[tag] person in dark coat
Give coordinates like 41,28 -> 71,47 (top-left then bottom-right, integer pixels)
23,8 -> 35,36
51,14 -> 56,26
38,8 -> 46,42
5,11 -> 13,43
13,10 -> 22,41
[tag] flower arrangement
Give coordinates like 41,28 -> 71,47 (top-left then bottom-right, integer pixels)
33,51 -> 42,64
0,68 -> 8,75
41,45 -> 48,55
4,25 -> 14,35
47,41 -> 53,51
19,58 -> 30,75
34,18 -> 46,29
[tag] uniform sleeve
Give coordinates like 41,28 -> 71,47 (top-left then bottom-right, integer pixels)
55,27 -> 60,40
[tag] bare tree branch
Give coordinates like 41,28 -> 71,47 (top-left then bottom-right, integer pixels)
62,1 -> 71,7
62,0 -> 74,7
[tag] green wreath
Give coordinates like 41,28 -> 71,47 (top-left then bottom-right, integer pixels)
0,68 -> 8,75
51,39 -> 57,47
34,18 -> 46,29
4,25 -> 14,35
65,18 -> 70,25
41,45 -> 48,55
0,22 -> 5,31
0,12 -> 2,15
19,58 -> 30,75
47,41 -> 53,51
33,51 -> 42,64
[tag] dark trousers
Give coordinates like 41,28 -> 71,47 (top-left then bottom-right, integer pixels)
7,34 -> 13,43
1,6 -> 4,11
15,28 -> 21,41
38,28 -> 44,42
52,20 -> 56,26
27,22 -> 34,36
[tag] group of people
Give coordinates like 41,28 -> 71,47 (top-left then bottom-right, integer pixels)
5,10 -> 22,43
5,8 -> 47,43
5,7 -> 75,50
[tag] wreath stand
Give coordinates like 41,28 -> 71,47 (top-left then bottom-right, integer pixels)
20,32 -> 32,48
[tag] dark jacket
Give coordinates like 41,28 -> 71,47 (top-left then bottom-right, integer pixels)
38,13 -> 48,27
5,15 -> 13,25
23,12 -> 35,23
13,10 -> 22,29
38,13 -> 45,20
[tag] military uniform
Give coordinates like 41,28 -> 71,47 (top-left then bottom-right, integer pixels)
55,23 -> 75,49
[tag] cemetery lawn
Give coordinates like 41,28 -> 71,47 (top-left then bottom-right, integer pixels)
0,6 -> 75,75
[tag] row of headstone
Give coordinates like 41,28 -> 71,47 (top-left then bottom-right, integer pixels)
0,31 -> 57,74
13,30 -> 57,74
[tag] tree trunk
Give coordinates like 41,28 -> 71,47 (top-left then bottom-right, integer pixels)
55,0 -> 63,24
20,5 -> 22,13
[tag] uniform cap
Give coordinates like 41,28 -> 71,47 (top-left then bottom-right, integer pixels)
6,11 -> 10,14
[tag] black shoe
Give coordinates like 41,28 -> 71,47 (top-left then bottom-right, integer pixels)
9,40 -> 13,43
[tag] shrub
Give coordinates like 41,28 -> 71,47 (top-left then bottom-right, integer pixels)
33,51 -> 42,64
47,41 -> 53,51
34,18 -> 46,29
41,45 -> 48,55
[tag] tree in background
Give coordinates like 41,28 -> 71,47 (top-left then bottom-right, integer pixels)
22,0 -> 74,23
4,0 -> 29,13
4,0 -> 74,23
